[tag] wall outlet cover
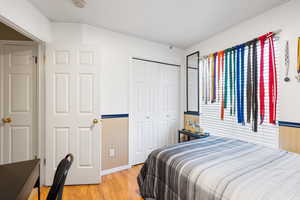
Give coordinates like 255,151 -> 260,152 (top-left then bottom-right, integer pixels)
109,148 -> 115,157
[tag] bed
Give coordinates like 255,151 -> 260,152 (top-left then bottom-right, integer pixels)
138,135 -> 300,200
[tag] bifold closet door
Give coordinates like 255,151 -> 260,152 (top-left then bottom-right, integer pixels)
131,60 -> 180,165
131,61 -> 160,165
159,66 -> 180,147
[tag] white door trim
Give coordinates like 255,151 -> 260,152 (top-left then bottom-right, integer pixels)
0,17 -> 43,42
128,57 -> 134,166
37,42 -> 46,184
0,40 -> 37,45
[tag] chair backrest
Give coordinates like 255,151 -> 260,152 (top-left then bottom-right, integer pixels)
47,154 -> 74,200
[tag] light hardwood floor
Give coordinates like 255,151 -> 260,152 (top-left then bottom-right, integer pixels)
33,165 -> 143,200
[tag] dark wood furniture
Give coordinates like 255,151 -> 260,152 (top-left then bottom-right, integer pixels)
47,154 -> 73,200
0,159 -> 40,200
178,129 -> 210,143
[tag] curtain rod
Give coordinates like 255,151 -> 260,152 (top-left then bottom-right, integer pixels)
199,29 -> 282,60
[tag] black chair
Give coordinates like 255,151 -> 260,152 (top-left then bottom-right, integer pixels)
46,154 -> 74,200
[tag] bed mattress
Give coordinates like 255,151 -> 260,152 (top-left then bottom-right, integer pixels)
138,136 -> 300,200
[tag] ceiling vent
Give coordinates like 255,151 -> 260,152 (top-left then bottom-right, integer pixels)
72,0 -> 87,8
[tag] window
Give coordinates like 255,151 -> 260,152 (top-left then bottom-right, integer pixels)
199,37 -> 280,147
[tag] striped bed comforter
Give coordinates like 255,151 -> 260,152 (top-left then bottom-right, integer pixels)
138,136 -> 300,200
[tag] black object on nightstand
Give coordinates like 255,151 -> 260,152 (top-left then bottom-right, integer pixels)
178,129 -> 210,143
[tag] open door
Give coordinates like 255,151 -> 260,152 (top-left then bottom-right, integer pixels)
0,43 -> 37,164
45,44 -> 101,185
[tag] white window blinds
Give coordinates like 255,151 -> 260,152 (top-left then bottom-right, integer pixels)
199,37 -> 280,148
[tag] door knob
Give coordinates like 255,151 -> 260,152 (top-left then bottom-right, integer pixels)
2,117 -> 12,123
93,119 -> 99,124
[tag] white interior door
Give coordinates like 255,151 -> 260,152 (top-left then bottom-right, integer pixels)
0,44 -> 37,165
45,44 -> 101,185
130,59 -> 180,165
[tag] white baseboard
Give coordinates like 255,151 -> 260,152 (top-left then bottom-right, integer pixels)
101,165 -> 132,176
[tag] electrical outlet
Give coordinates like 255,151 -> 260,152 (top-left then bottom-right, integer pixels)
109,148 -> 115,157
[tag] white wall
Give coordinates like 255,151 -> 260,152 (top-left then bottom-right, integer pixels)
50,23 -> 185,115
187,0 -> 300,124
0,0 -> 52,42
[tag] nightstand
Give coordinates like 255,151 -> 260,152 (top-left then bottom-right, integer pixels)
178,129 -> 210,143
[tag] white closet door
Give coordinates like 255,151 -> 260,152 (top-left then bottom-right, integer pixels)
131,60 -> 180,165
145,63 -> 161,156
160,66 -> 180,146
1,44 -> 36,164
45,44 -> 101,185
131,61 -> 160,164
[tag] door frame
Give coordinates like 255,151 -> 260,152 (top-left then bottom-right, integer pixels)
0,40 -> 45,183
0,16 -> 46,184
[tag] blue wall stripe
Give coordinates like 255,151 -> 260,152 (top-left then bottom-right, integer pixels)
101,114 -> 129,119
184,111 -> 200,116
278,121 -> 300,128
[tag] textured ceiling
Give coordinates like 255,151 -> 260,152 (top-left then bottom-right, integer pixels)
29,0 -> 286,49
